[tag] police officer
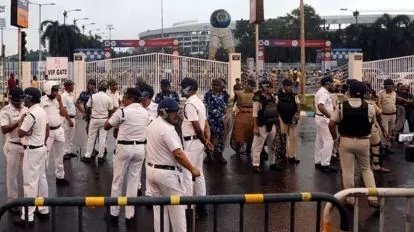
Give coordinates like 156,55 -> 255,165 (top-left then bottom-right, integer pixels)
104,88 -> 149,225
139,84 -> 159,121
76,79 -> 97,133
378,79 -> 397,154
0,87 -> 27,212
82,81 -> 114,163
180,78 -> 213,217
314,76 -> 336,172
107,79 -> 121,111
62,80 -> 77,159
146,98 -> 201,232
154,79 -> 180,104
15,88 -> 49,227
41,81 -> 70,186
329,80 -> 379,208
251,80 -> 279,173
275,79 -> 301,164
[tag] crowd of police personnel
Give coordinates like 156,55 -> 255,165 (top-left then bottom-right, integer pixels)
0,73 -> 408,231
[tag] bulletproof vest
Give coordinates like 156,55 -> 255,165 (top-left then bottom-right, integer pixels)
257,94 -> 278,130
277,91 -> 298,125
338,101 -> 372,137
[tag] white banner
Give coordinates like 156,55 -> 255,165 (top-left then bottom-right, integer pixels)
46,57 -> 68,80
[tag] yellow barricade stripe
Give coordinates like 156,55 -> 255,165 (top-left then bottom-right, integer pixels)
301,192 -> 312,201
368,188 -> 378,196
170,195 -> 180,205
245,194 -> 264,203
85,197 -> 105,207
34,197 -> 45,207
118,197 -> 127,206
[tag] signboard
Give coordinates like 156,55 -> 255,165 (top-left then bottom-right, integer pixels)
46,57 -> 68,80
10,0 -> 29,28
250,0 -> 264,24
259,39 -> 331,48
103,38 -> 179,48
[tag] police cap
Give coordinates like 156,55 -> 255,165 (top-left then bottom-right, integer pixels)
139,84 -> 154,99
282,78 -> 293,86
181,78 -> 198,90
384,79 -> 394,86
158,98 -> 179,112
349,80 -> 367,97
24,87 -> 41,102
321,76 -> 333,85
160,79 -> 171,86
9,87 -> 25,103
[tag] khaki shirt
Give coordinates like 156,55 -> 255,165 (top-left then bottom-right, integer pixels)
378,90 -> 396,114
366,99 -> 381,133
331,98 -> 376,127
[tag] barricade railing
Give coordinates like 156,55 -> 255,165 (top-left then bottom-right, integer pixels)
0,193 -> 349,232
323,188 -> 414,232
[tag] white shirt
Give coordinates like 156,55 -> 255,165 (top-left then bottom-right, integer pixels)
20,104 -> 48,146
107,90 -> 121,108
144,101 -> 159,122
182,95 -> 207,137
108,103 -> 149,141
0,104 -> 28,143
146,117 -> 182,166
40,95 -> 63,127
87,91 -> 114,118
62,90 -> 76,116
315,87 -> 334,116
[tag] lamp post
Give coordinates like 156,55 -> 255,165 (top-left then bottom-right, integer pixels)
63,9 -> 81,24
29,1 -> 55,81
340,8 -> 360,25
73,17 -> 89,26
300,0 -> 306,101
82,22 -> 95,34
160,0 -> 165,53
106,25 -> 114,40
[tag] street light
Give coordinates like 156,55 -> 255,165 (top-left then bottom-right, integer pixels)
88,28 -> 101,36
63,9 -> 81,24
160,0 -> 164,52
29,1 -> 55,80
82,22 -> 95,34
73,17 -> 89,26
340,8 -> 360,25
106,25 -> 114,40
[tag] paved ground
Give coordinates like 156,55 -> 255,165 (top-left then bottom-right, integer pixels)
0,117 -> 413,232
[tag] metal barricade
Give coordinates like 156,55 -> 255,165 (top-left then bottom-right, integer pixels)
0,193 -> 349,232
322,188 -> 414,232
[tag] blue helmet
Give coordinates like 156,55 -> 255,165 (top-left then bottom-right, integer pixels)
158,98 -> 180,112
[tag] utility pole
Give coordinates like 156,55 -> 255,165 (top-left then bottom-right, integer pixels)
106,24 -> 114,40
63,9 -> 81,25
299,0 -> 306,103
161,0 -> 164,53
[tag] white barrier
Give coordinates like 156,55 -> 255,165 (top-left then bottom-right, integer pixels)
323,188 -> 414,232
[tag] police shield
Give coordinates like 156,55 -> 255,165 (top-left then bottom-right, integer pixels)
395,105 -> 406,132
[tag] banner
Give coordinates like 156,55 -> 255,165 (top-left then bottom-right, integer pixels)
259,39 -> 331,48
10,0 -> 29,28
46,57 -> 68,80
103,38 -> 179,48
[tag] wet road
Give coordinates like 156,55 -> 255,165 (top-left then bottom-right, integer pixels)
0,117 -> 413,232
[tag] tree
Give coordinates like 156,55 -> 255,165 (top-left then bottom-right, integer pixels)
41,20 -> 82,61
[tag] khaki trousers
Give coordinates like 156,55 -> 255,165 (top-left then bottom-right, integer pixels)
370,127 -> 382,165
279,119 -> 297,158
339,137 -> 377,202
381,114 -> 396,146
251,125 -> 276,167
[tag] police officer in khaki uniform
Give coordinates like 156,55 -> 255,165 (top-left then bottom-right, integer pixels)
329,80 -> 379,208
378,79 -> 397,154
0,88 -> 27,213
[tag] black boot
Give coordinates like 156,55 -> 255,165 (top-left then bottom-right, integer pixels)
215,152 -> 227,165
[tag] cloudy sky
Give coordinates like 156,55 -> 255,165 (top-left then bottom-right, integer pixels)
1,0 -> 414,55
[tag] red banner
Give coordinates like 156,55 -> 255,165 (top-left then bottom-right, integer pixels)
259,39 -> 331,48
103,38 -> 179,48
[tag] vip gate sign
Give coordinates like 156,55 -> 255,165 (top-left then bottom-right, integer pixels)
46,57 -> 69,79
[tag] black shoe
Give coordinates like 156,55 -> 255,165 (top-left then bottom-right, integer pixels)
56,178 -> 70,186
64,153 -> 77,160
81,156 -> 92,163
215,153 -> 227,165
288,158 -> 300,164
125,217 -> 135,225
321,165 -> 338,173
253,166 -> 261,173
315,163 -> 322,169
98,157 -> 106,164
269,163 -> 281,171
368,200 -> 380,209
138,189 -> 143,197
34,210 -> 49,220
14,217 -> 34,228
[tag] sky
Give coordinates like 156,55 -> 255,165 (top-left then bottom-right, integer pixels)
1,0 -> 414,55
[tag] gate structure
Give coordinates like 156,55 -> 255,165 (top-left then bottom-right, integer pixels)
84,53 -> 234,97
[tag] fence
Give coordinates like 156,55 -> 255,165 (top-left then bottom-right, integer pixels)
0,193 -> 349,232
323,188 -> 414,232
363,55 -> 414,92
85,53 -> 229,96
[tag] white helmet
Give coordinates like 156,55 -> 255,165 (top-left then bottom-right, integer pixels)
44,81 -> 60,95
